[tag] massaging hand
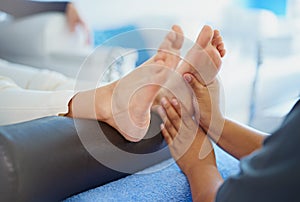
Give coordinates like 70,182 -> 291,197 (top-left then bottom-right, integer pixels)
158,97 -> 217,174
184,73 -> 225,134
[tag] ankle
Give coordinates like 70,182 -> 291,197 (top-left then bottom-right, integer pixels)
94,83 -> 114,123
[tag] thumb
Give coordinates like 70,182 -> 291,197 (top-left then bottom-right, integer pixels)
184,73 -> 199,89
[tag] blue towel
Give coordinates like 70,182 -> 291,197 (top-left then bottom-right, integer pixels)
65,146 -> 239,202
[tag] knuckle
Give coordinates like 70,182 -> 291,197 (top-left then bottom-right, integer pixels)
171,116 -> 180,124
164,102 -> 171,110
165,121 -> 172,130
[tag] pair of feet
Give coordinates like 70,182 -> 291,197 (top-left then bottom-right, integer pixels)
99,25 -> 225,142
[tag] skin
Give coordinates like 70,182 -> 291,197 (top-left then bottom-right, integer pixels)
153,25 -> 226,114
177,26 -> 225,86
183,74 -> 268,159
158,75 -> 269,201
67,23 -> 270,200
66,25 -> 185,142
65,3 -> 90,44
158,97 -> 223,202
153,25 -> 269,201
66,25 -> 227,143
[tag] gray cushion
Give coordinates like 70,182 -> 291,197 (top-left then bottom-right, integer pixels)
0,114 -> 169,202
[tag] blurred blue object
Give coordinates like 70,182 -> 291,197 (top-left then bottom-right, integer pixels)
240,0 -> 287,16
93,25 -> 150,66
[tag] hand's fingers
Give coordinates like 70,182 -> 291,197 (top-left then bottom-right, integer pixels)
170,97 -> 181,117
160,124 -> 172,144
157,106 -> 179,139
70,18 -> 91,45
161,97 -> 182,131
184,73 -> 207,99
168,96 -> 196,130
68,20 -> 76,32
81,22 -> 91,45
180,102 -> 198,130
163,119 -> 178,140
183,74 -> 205,127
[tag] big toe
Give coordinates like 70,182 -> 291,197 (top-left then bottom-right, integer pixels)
196,25 -> 213,49
171,25 -> 184,50
159,26 -> 183,51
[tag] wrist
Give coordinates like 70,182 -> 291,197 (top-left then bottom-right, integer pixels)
182,150 -> 217,176
200,112 -> 225,135
186,164 -> 223,202
173,128 -> 216,174
185,163 -> 218,177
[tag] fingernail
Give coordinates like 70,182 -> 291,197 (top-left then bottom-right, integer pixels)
171,98 -> 178,106
184,74 -> 192,82
158,106 -> 166,116
160,123 -> 164,130
161,97 -> 168,106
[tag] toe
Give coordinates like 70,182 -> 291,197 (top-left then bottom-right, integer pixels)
213,29 -> 220,37
217,42 -> 226,57
217,43 -> 224,51
212,36 -> 223,47
220,49 -> 226,57
214,29 -> 220,37
172,25 -> 184,50
196,25 -> 213,49
166,31 -> 177,44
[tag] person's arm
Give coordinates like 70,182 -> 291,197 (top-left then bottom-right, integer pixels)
1,0 -> 90,42
183,73 -> 268,160
215,100 -> 300,202
0,0 -> 68,18
186,165 -> 223,202
212,118 -> 266,160
158,96 -> 223,202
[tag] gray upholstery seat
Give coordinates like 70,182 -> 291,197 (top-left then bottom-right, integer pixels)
0,114 -> 169,202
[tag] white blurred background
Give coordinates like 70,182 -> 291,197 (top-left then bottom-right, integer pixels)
1,0 -> 299,132
73,0 -> 300,132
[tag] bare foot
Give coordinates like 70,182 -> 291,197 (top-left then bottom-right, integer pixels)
143,25 -> 184,69
106,26 -> 184,142
153,25 -> 225,116
177,25 -> 225,85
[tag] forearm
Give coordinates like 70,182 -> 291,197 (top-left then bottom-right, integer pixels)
186,164 -> 223,202
0,0 -> 68,18
210,118 -> 267,159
